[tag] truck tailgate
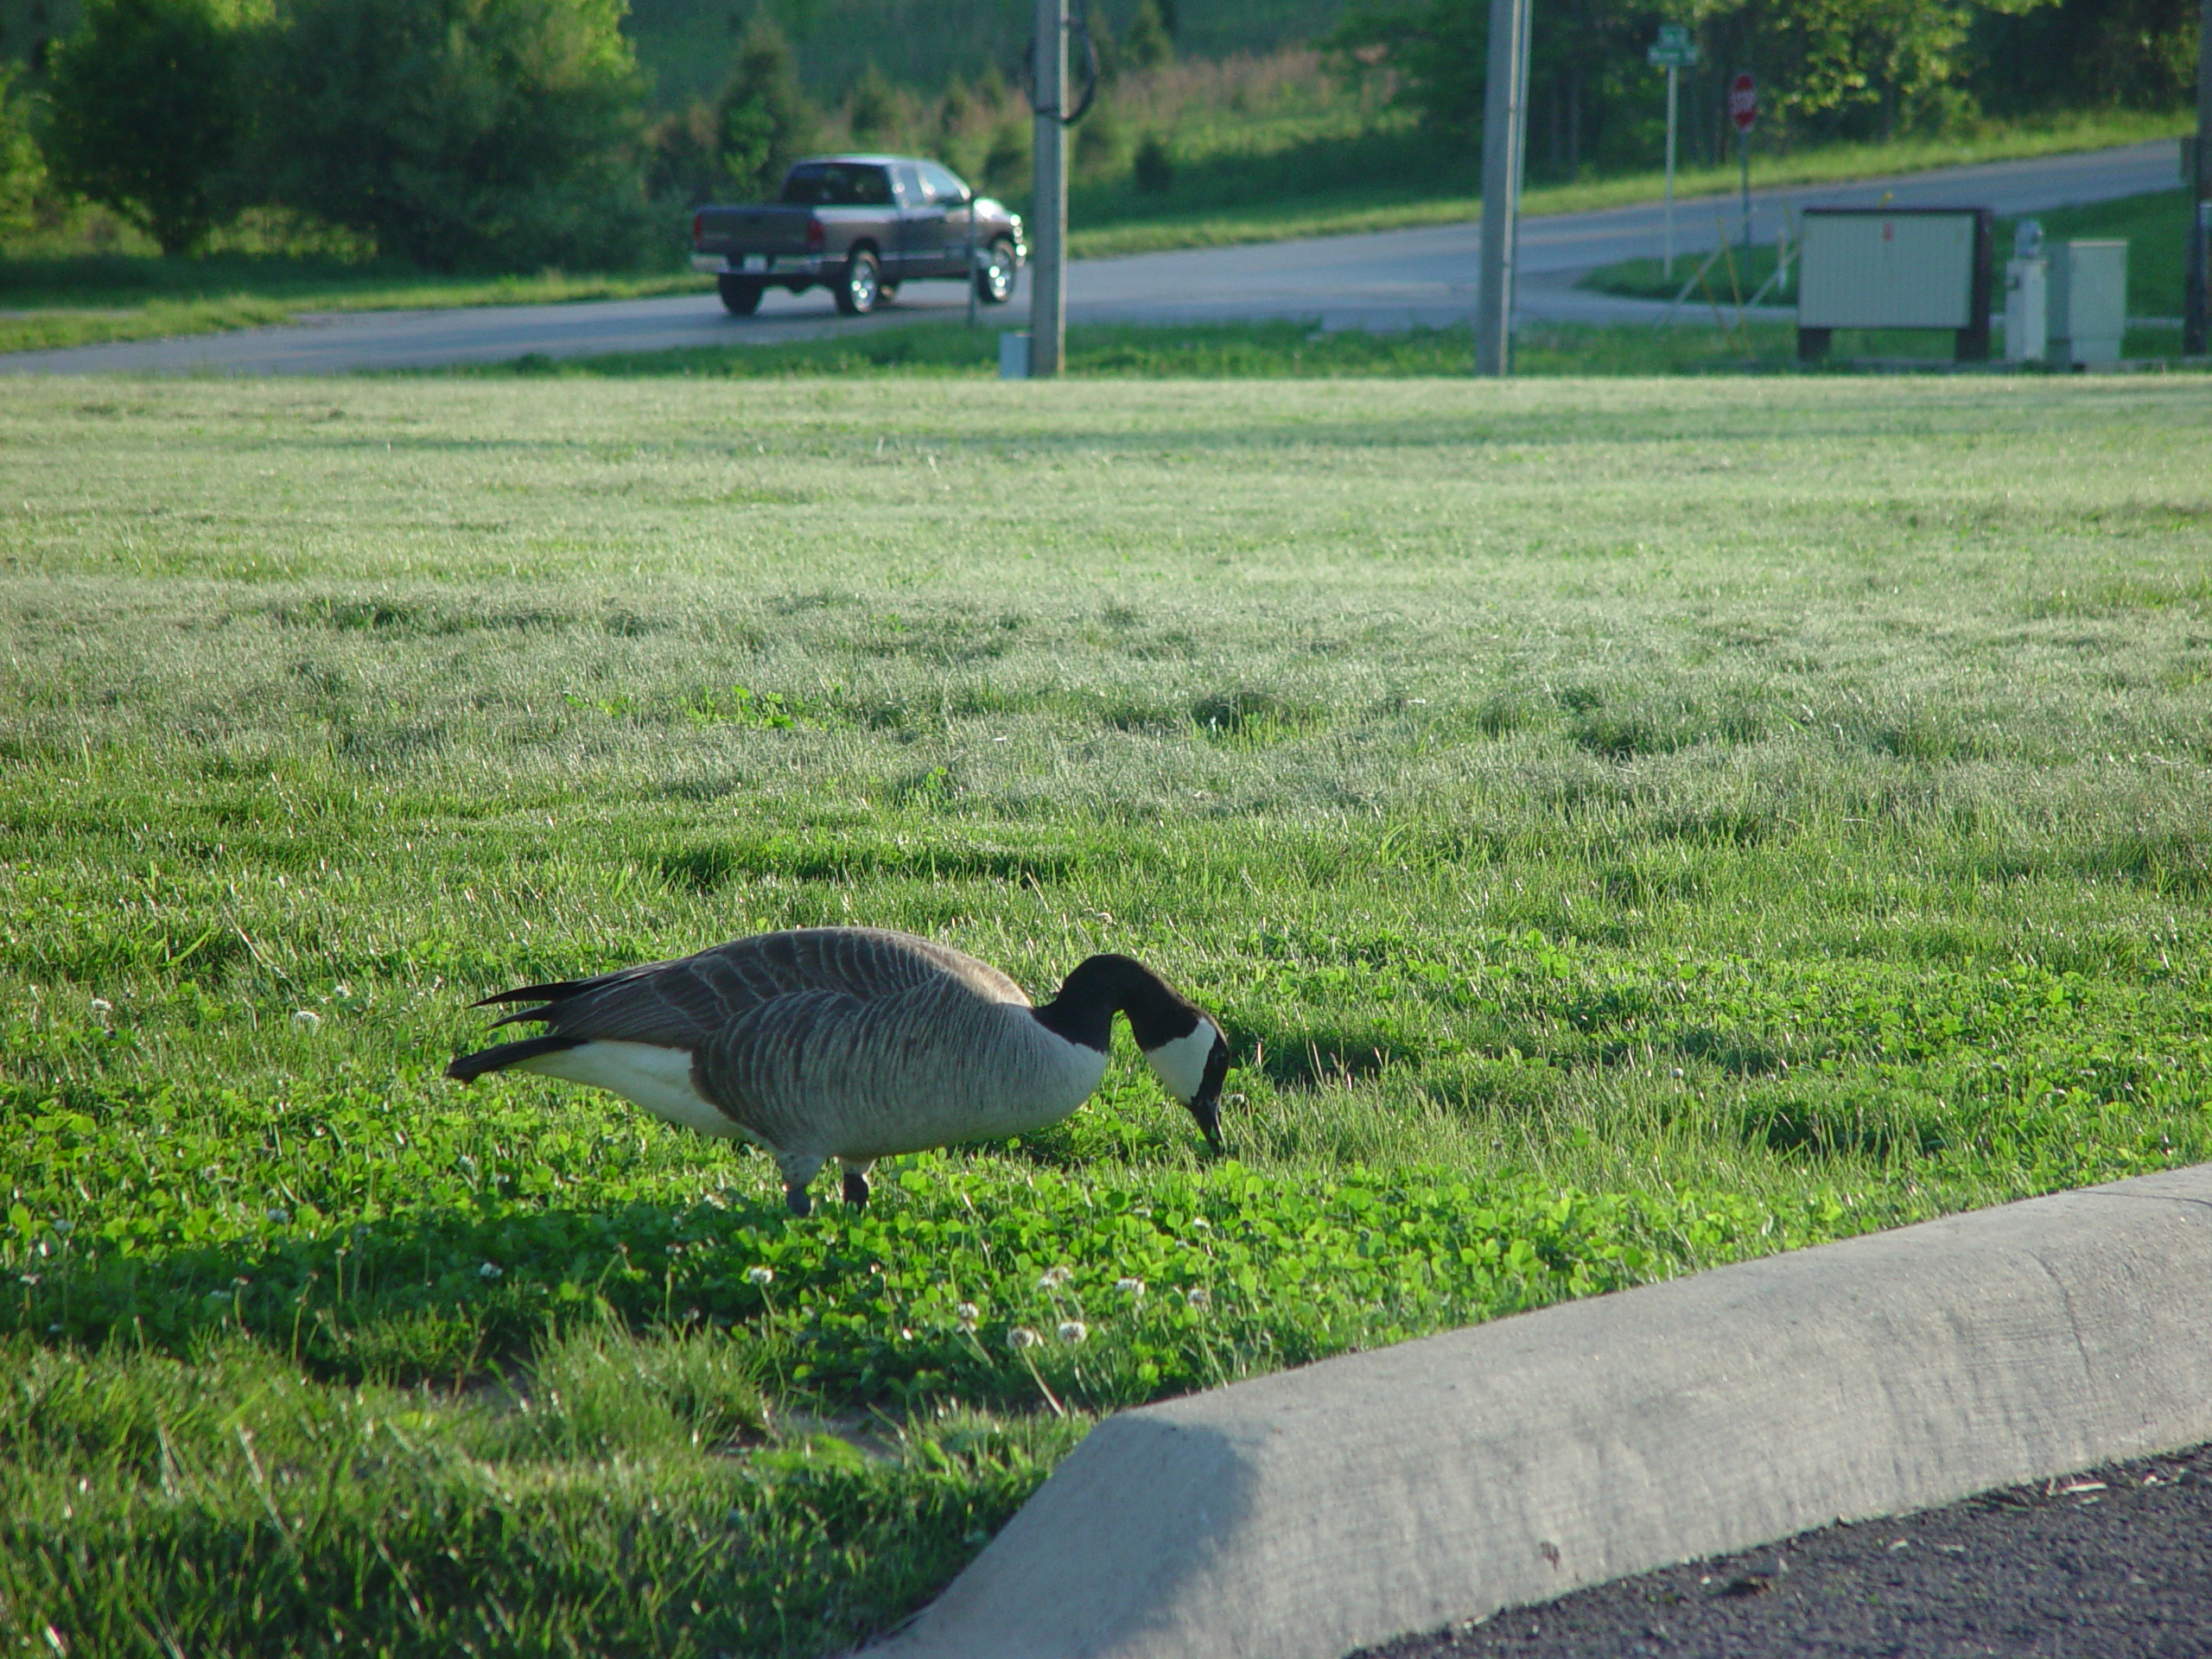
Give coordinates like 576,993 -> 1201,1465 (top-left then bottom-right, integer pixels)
696,206 -> 817,257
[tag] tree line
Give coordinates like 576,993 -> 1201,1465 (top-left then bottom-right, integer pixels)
1333,0 -> 2197,180
0,0 -> 2195,270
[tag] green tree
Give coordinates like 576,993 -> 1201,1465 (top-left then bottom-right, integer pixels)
42,0 -> 253,254
262,0 -> 647,270
1124,0 -> 1173,70
844,60 -> 897,143
0,65 -> 43,238
716,14 -> 819,200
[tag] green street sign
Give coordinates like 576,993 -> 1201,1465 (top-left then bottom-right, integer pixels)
1648,23 -> 1698,66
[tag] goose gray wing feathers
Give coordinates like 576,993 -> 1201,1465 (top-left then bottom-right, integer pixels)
478,926 -> 1030,1049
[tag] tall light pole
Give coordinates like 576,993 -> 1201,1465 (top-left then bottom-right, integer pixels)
1474,0 -> 1532,376
1030,0 -> 1069,378
2186,0 -> 2210,357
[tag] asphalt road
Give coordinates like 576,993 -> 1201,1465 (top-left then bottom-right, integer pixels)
1351,1441 -> 2212,1659
0,139 -> 2181,374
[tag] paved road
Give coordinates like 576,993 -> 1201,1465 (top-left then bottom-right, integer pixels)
0,138 -> 2181,372
1352,1441 -> 2212,1659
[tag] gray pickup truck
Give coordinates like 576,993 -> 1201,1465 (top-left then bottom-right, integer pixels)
690,155 -> 1027,317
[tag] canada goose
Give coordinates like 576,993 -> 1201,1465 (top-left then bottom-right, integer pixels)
446,926 -> 1231,1215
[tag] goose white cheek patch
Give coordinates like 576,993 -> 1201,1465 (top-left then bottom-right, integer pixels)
1143,1021 -> 1220,1104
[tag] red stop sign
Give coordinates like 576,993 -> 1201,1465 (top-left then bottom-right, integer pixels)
1729,72 -> 1758,133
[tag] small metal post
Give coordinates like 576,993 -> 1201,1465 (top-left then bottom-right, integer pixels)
1739,124 -> 1751,259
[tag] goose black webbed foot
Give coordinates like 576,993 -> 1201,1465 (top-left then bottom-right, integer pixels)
842,1168 -> 870,1210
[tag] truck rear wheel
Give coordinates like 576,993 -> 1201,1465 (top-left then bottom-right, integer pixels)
976,238 -> 1018,305
834,249 -> 881,316
716,276 -> 764,315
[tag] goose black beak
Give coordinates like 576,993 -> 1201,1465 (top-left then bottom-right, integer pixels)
1187,1034 -> 1230,1156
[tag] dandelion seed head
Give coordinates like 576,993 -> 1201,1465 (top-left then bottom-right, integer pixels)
1056,1320 -> 1088,1345
746,1266 -> 774,1286
1038,1265 -> 1072,1288
478,1262 -> 503,1280
1116,1277 -> 1146,1297
291,1009 -> 322,1030
1007,1325 -> 1040,1351
1185,1287 -> 1211,1308
956,1301 -> 980,1330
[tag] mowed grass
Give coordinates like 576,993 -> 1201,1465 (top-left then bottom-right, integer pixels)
3,372 -> 2212,1655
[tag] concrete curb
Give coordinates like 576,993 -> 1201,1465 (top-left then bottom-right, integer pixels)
874,1165 -> 2212,1659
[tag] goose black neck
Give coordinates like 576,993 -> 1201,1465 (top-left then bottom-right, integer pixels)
1030,954 -> 1202,1054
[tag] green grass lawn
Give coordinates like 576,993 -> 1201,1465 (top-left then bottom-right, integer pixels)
4,372 -> 2212,1655
458,317 -> 1808,380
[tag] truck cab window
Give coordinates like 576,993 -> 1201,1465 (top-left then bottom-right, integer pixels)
919,163 -> 969,206
781,163 -> 893,207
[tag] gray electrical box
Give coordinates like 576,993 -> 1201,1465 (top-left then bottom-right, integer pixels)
1796,207 -> 1994,362
2045,240 -> 2126,368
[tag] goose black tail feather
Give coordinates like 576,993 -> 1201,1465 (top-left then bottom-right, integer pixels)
471,977 -> 599,1009
447,1033 -> 584,1084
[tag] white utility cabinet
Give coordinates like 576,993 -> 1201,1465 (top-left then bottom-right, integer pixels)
2045,240 -> 2126,368
1796,207 -> 1993,362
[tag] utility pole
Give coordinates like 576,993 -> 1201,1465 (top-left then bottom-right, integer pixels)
2186,0 -> 2210,356
1030,0 -> 1068,377
1474,0 -> 1531,376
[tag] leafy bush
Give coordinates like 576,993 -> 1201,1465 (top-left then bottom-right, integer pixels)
0,66 -> 41,238
41,0 -> 253,254
1124,0 -> 1175,70
1133,130 -> 1175,194
258,0 -> 650,271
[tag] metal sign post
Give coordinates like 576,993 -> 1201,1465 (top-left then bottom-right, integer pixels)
1030,0 -> 1068,377
1729,72 -> 1757,259
1647,26 -> 1699,278
1473,0 -> 1532,376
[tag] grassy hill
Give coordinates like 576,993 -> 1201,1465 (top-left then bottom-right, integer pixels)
629,0 -> 1346,111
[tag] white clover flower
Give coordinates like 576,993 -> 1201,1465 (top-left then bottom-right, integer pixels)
1007,1325 -> 1040,1351
478,1262 -> 503,1280
89,998 -> 112,1015
746,1266 -> 774,1286
1191,1217 -> 1211,1230
1115,1277 -> 1146,1298
1056,1320 -> 1088,1346
291,1009 -> 322,1030
1185,1287 -> 1211,1308
955,1301 -> 980,1331
1037,1266 -> 1072,1288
